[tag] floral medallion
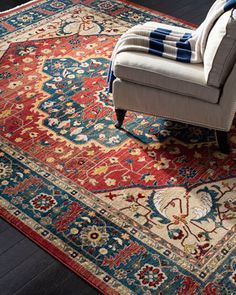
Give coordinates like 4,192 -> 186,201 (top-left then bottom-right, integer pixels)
80,225 -> 109,247
136,264 -> 167,289
30,193 -> 57,212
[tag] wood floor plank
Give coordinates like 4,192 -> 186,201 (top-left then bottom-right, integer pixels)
51,272 -> 100,295
0,227 -> 25,255
14,260 -> 100,295
14,261 -> 71,295
0,238 -> 38,277
0,250 -> 54,295
0,219 -> 11,234
130,0 -> 215,24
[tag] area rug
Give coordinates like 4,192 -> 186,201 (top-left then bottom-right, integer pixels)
0,0 -> 236,294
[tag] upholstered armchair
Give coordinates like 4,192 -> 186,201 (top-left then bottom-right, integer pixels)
111,9 -> 236,153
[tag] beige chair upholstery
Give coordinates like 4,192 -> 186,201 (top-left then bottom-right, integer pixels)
111,11 -> 236,153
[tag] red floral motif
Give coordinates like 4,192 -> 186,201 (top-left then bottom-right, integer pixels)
176,276 -> 199,295
3,176 -> 43,195
173,229 -> 185,240
224,200 -> 236,212
98,1 -> 114,10
136,264 -> 167,289
102,242 -> 145,269
230,271 -> 236,284
203,283 -> 220,295
192,243 -> 212,259
55,202 -> 83,232
30,193 -> 57,212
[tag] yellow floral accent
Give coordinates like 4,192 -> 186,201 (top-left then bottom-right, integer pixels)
108,124 -> 115,129
60,129 -> 67,135
15,137 -> 23,143
109,157 -> 118,163
99,248 -> 108,255
138,156 -> 145,162
70,228 -> 79,235
16,104 -> 24,110
154,157 -> 170,170
87,150 -> 95,156
55,147 -> 64,153
144,174 -> 155,183
88,211 -> 96,217
93,165 -> 108,175
46,157 -> 55,163
26,92 -> 35,98
105,178 -> 116,186
89,178 -> 98,186
28,75 -> 38,80
184,244 -> 196,254
1,180 -> 9,186
0,109 -> 12,119
129,148 -> 141,156
8,81 -> 23,89
21,127 -> 33,134
23,57 -> 33,63
29,132 -> 38,138
121,233 -> 130,240
130,204 -> 139,212
207,168 -> 214,176
41,49 -> 52,54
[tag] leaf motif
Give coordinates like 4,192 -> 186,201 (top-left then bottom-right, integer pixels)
16,172 -> 24,178
113,237 -> 123,245
70,127 -> 83,136
81,217 -> 91,223
58,120 -> 70,129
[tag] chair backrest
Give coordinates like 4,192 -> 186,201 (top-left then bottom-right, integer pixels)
204,9 -> 236,88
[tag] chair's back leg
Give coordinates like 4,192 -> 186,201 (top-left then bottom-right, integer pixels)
216,130 -> 230,154
115,109 -> 127,129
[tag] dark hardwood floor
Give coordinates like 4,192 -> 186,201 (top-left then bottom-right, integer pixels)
0,0 -> 214,294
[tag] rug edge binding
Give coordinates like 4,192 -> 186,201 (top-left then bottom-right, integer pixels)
0,205 -> 120,295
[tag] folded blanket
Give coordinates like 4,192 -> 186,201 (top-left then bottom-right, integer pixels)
108,0 -> 236,92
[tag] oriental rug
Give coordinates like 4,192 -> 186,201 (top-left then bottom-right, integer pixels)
0,1 -> 236,294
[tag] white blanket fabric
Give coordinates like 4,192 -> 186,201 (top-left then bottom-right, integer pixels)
108,0 -> 236,92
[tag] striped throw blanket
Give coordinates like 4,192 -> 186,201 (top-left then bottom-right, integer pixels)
108,0 -> 236,92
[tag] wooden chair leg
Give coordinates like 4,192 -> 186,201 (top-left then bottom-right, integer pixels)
216,130 -> 230,154
115,109 -> 127,129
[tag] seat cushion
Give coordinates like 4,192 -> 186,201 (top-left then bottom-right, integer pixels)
114,51 -> 220,104
204,9 -> 236,87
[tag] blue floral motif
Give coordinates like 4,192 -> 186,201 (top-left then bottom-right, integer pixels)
179,167 -> 198,178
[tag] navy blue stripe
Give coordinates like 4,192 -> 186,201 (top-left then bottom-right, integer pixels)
107,62 -> 115,93
224,0 -> 236,11
176,33 -> 192,63
149,28 -> 171,56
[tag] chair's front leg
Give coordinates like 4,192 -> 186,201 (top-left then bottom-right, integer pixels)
115,109 -> 127,129
216,130 -> 230,154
